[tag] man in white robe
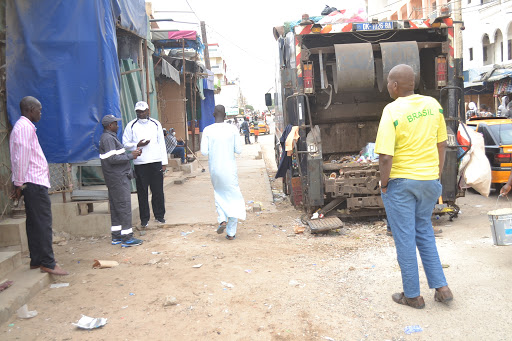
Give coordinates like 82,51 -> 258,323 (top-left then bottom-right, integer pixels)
201,105 -> 246,240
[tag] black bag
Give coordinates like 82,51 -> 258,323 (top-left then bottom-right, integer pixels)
321,5 -> 337,16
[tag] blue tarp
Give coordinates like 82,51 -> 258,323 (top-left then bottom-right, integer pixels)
6,0 -> 147,163
199,90 -> 215,132
115,0 -> 147,38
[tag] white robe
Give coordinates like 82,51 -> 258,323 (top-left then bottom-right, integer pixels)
201,123 -> 246,222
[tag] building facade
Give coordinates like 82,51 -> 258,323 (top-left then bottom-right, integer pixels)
461,0 -> 512,69
208,43 -> 228,89
368,0 -> 453,21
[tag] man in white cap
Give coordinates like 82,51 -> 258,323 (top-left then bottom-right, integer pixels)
99,114 -> 144,247
122,101 -> 168,231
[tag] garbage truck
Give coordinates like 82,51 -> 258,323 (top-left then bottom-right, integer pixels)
267,15 -> 465,219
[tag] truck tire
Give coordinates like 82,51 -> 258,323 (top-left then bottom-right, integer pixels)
274,136 -> 281,166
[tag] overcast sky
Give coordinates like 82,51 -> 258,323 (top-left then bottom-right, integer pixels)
149,1 -> 367,110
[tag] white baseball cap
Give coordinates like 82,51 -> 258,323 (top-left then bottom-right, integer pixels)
134,101 -> 149,111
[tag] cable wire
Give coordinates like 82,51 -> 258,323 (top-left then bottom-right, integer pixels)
205,24 -> 273,64
185,0 -> 201,22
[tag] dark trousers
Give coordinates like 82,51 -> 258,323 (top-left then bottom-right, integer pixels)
244,132 -> 250,144
134,162 -> 165,224
172,146 -> 185,163
107,175 -> 133,241
22,183 -> 56,269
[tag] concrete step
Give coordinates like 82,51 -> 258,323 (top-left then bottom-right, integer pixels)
167,158 -> 182,171
0,266 -> 50,326
0,251 -> 22,280
180,160 -> 198,174
0,218 -> 28,253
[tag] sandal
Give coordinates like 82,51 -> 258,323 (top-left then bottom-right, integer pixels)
434,286 -> 453,303
391,292 -> 425,309
226,235 -> 236,240
216,222 -> 226,234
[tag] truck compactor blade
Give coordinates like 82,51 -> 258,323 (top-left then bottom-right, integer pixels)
334,43 -> 375,91
379,41 -> 420,92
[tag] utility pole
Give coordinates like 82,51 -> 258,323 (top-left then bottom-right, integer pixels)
452,1 -> 463,60
200,21 -> 211,70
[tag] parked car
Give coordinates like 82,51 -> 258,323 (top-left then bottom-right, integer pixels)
250,121 -> 270,135
466,117 -> 512,188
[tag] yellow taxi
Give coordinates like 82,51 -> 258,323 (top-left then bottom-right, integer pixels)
250,121 -> 270,135
466,117 -> 512,186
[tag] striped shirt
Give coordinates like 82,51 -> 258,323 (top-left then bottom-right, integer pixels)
10,116 -> 50,188
164,134 -> 177,154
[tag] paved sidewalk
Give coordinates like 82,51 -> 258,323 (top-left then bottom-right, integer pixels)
161,137 -> 275,227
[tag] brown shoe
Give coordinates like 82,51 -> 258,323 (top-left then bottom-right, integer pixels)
40,264 -> 69,276
434,286 -> 453,303
392,292 -> 425,309
30,265 -> 40,270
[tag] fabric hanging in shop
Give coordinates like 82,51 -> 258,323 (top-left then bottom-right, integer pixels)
494,78 -> 512,97
204,70 -> 215,90
199,90 -> 215,132
197,79 -> 205,100
161,59 -> 181,85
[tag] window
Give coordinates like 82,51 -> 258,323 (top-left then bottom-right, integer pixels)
468,0 -> 471,3
500,41 -> 504,62
469,47 -> 473,60
483,46 -> 488,62
509,40 -> 512,60
489,124 -> 512,145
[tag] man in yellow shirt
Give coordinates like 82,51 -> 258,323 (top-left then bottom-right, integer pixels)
375,64 -> 453,309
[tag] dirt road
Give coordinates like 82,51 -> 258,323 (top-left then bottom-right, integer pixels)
2,131 -> 512,341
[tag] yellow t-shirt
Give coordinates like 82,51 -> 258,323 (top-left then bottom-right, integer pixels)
375,94 -> 447,180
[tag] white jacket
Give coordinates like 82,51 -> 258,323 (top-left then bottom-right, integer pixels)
122,118 -> 168,166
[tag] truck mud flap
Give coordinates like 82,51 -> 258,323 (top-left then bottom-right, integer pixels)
308,217 -> 344,234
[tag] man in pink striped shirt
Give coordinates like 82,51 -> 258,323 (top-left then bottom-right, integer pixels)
10,96 -> 68,276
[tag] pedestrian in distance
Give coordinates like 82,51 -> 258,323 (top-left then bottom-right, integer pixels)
201,105 -> 246,240
99,114 -> 144,247
479,103 -> 493,117
375,64 -> 453,309
9,96 -> 68,275
252,120 -> 260,143
465,102 -> 478,120
241,117 -> 251,145
122,101 -> 168,231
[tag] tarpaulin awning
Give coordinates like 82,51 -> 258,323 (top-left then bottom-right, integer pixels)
7,0 -> 150,163
7,0 -> 122,163
114,0 -> 148,38
152,30 -> 197,41
484,69 -> 512,83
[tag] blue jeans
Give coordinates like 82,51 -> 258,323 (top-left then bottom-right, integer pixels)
172,146 -> 185,163
381,178 -> 447,298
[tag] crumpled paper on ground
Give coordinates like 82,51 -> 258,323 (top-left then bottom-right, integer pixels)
72,315 -> 107,329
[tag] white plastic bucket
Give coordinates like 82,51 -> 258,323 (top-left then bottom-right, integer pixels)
487,208 -> 512,246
